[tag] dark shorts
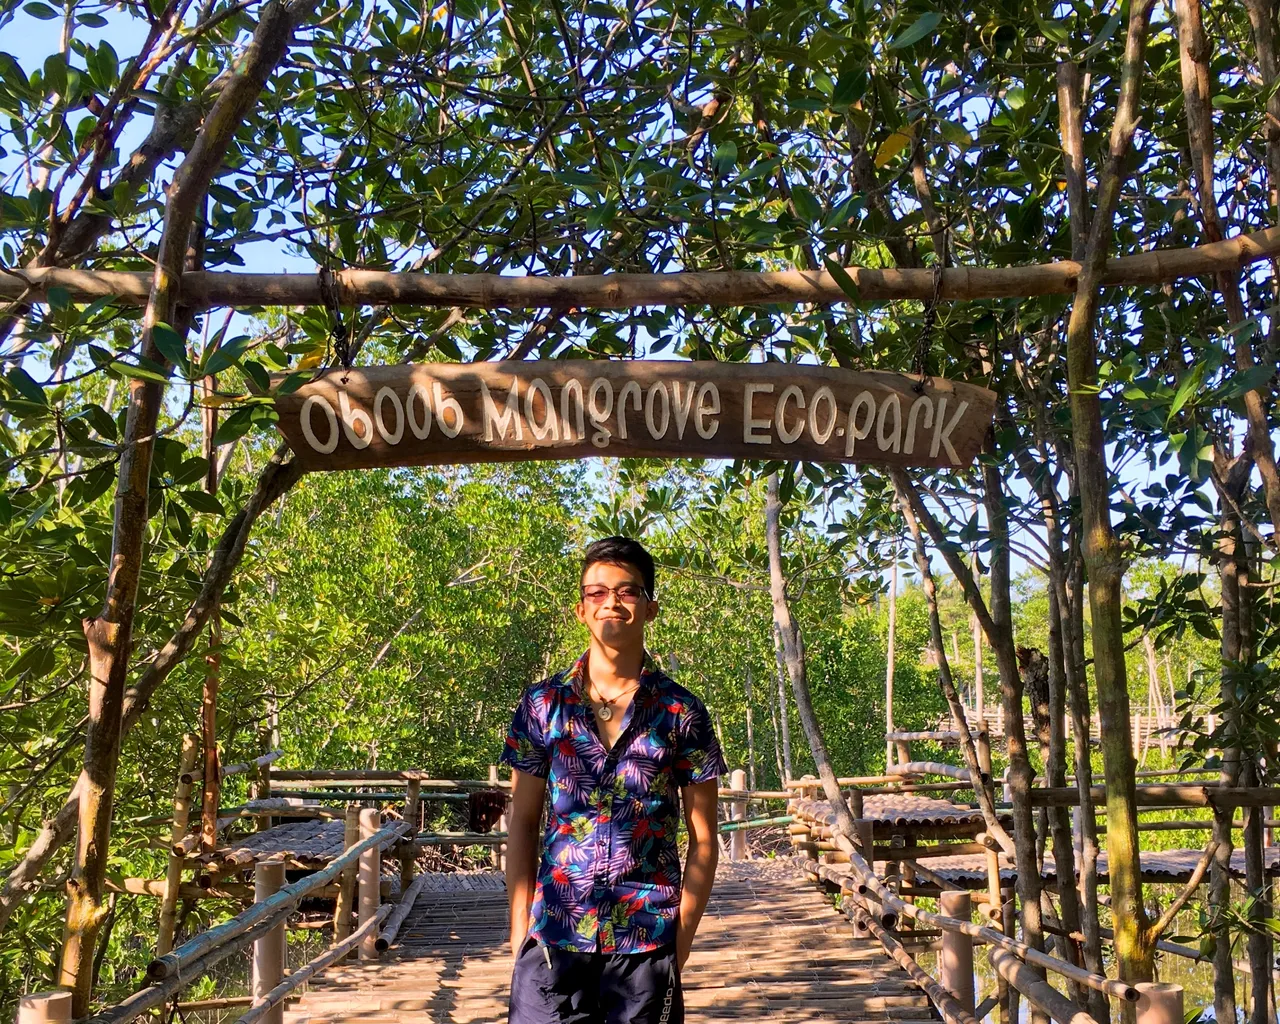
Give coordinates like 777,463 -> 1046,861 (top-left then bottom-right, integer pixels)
507,933 -> 684,1024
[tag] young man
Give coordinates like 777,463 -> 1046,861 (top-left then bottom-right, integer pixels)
500,536 -> 727,1024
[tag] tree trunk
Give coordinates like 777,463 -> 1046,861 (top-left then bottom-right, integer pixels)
1061,0 -> 1158,993
55,7 -> 316,1007
773,621 -> 794,782
744,667 -> 757,792
764,473 -> 854,837
0,448 -> 302,937
885,558 -> 898,769
889,470 -> 1014,856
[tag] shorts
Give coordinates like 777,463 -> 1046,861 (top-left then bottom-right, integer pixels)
507,933 -> 685,1024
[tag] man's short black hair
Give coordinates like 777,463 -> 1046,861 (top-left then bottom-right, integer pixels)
581,536 -> 656,599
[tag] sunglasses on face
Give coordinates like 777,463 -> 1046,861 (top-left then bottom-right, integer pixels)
580,583 -> 650,603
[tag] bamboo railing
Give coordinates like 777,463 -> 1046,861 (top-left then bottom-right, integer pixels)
786,779 -> 1195,1024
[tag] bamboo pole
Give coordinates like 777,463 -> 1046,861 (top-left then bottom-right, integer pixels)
234,904 -> 391,1024
889,762 -> 977,783
729,768 -> 748,861
358,808 -> 381,960
91,913 -> 284,1024
940,892 -> 976,1013
376,868 -> 431,952
847,896 -> 980,1024
16,992 -> 73,1024
8,226 -> 1280,309
400,780 -> 420,892
251,863 -> 286,1024
989,946 -> 1102,1024
145,820 -> 408,982
333,805 -> 360,943
270,771 -> 511,787
157,734 -> 199,956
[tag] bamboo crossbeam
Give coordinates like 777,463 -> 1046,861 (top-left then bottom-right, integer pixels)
413,831 -> 506,845
147,820 -> 409,981
886,730 -> 987,743
270,771 -> 509,789
376,869 -> 433,952
989,946 -> 1101,1024
221,750 -> 284,780
6,227 -> 1280,308
1030,784 -> 1280,808
888,762 -> 979,782
233,904 -> 392,1024
108,876 -> 252,900
718,814 -> 795,833
715,789 -> 792,799
263,790 -> 410,802
175,997 -> 300,1011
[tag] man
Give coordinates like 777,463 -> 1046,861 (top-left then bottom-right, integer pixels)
500,536 -> 727,1024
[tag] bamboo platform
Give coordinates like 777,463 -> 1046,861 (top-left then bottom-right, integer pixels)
282,858 -> 941,1024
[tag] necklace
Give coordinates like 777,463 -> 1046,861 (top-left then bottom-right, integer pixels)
590,681 -> 638,721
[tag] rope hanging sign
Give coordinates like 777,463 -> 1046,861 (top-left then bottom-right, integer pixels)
272,361 -> 995,471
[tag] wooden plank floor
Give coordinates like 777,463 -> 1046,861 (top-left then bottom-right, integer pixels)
283,858 -> 938,1023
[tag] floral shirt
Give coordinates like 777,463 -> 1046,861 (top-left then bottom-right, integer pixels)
499,648 -> 728,954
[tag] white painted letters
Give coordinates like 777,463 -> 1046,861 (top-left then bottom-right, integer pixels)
588,377 -> 614,449
480,377 -> 523,442
301,394 -> 339,453
776,384 -> 805,444
743,383 -> 774,444
373,386 -> 404,445
694,382 -> 720,440
844,391 -> 875,456
525,377 -> 559,441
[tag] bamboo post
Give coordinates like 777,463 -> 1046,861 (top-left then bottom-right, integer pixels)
999,892 -> 1017,1024
157,734 -> 199,956
15,993 -> 72,1024
251,863 -> 286,1024
1135,983 -> 1183,1024
400,779 -> 420,894
729,769 -> 748,861
976,730 -> 992,779
940,891 -> 975,1014
254,729 -> 272,833
487,765 -> 501,869
357,808 -> 381,960
333,805 -> 360,943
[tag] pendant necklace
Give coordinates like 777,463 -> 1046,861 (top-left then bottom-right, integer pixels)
592,681 -> 638,721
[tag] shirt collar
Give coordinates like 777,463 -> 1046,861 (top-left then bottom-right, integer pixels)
566,647 -> 662,699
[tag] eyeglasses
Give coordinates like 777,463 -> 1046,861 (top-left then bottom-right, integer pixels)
580,583 -> 650,603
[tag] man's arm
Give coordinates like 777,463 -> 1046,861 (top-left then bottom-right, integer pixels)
675,777 -> 719,971
506,767 -> 547,960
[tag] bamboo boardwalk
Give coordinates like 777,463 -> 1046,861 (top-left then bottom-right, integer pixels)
282,858 -> 939,1024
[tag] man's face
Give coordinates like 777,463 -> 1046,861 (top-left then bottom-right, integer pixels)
575,560 -> 658,649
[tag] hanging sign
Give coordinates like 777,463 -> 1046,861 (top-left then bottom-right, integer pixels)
272,361 -> 995,471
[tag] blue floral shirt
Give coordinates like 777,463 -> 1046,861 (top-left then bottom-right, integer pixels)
499,648 -> 728,954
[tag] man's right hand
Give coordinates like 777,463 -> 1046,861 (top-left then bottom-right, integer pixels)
510,928 -> 527,963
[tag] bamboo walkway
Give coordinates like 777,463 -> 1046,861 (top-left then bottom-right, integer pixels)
282,858 -> 940,1024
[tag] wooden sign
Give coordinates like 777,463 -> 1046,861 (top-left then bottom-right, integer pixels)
272,361 -> 995,472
